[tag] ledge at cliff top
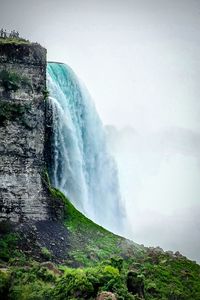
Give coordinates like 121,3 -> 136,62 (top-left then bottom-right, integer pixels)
0,41 -> 59,222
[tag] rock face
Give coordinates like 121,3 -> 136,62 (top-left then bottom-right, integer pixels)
0,42 -> 54,222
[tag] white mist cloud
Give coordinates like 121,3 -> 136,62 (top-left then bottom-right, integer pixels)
106,126 -> 200,262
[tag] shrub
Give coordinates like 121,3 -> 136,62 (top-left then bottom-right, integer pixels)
0,270 -> 10,299
41,247 -> 52,260
84,264 -> 129,298
0,70 -> 32,92
0,233 -> 19,261
43,88 -> 49,100
0,70 -> 21,91
53,269 -> 94,299
110,257 -> 124,272
0,101 -> 30,126
8,264 -> 56,300
9,281 -> 53,300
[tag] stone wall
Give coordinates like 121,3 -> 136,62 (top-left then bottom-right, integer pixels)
0,42 -> 54,222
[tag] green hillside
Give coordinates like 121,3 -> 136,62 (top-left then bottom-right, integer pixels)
0,186 -> 200,299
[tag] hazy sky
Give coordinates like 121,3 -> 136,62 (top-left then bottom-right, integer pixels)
1,0 -> 200,261
1,0 -> 200,131
106,126 -> 200,262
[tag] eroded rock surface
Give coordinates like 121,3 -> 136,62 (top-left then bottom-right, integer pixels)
0,42 -> 55,222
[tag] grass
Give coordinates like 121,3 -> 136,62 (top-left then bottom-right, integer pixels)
0,37 -> 30,45
46,182 -> 200,298
1,175 -> 200,299
1,253 -> 200,299
48,186 -> 138,267
139,251 -> 200,299
43,170 -> 124,265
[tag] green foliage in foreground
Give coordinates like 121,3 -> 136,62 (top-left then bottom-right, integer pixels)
41,247 -> 52,260
0,255 -> 200,300
1,183 -> 200,299
0,232 -> 23,262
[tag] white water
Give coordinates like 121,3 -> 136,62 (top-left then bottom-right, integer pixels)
47,62 -> 124,234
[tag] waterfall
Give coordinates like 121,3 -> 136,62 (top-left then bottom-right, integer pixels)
47,62 -> 124,234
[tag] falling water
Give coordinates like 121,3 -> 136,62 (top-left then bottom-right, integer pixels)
47,62 -> 124,234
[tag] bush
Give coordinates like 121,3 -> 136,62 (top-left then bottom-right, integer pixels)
0,270 -> 10,299
85,264 -> 132,299
0,233 -> 19,262
0,101 -> 30,126
53,269 -> 94,299
41,247 -> 52,260
9,281 -> 53,300
8,264 -> 56,300
0,70 -> 21,91
110,257 -> 124,272
0,70 -> 32,92
43,88 -> 49,100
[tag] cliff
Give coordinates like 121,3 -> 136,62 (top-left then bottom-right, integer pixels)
0,42 -> 54,222
0,40 -> 200,300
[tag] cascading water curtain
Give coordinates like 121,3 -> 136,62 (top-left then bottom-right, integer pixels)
47,62 -> 124,234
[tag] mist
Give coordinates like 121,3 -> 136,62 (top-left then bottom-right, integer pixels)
106,126 -> 200,262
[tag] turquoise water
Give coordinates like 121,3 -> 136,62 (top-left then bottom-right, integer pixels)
47,62 -> 124,234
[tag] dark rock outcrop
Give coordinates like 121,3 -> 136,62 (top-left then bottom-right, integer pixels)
0,42 -> 61,222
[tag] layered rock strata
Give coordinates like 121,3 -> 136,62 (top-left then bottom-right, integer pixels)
0,42 -> 55,222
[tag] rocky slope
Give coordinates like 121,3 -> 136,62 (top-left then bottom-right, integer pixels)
1,187 -> 200,299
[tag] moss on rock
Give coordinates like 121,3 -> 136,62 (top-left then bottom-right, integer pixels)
48,186 -> 143,267
0,101 -> 30,126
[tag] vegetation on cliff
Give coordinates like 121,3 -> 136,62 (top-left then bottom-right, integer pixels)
0,186 -> 200,299
0,101 -> 31,127
0,70 -> 32,92
0,235 -> 200,299
0,37 -> 30,45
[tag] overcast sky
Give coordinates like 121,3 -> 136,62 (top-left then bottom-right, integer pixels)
1,0 -> 200,131
1,0 -> 200,261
